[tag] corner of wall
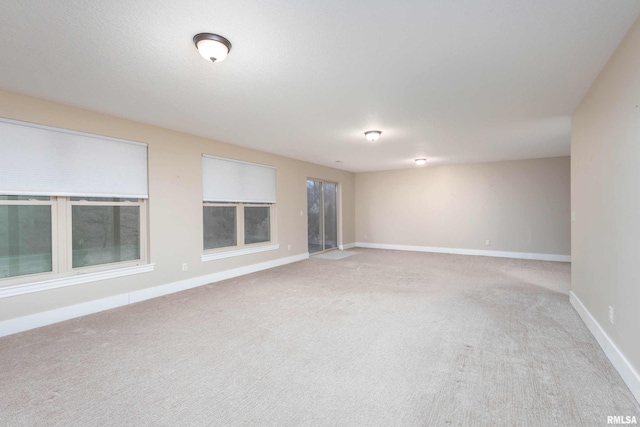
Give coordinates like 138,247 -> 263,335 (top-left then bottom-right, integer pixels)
570,292 -> 640,403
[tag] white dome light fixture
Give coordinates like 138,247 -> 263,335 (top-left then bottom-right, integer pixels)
193,33 -> 232,63
415,158 -> 427,166
364,130 -> 382,142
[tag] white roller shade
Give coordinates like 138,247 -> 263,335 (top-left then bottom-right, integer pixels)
203,155 -> 276,203
0,118 -> 148,198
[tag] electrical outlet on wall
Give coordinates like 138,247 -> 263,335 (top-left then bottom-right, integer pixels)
485,239 -> 491,246
609,306 -> 614,324
182,263 -> 188,272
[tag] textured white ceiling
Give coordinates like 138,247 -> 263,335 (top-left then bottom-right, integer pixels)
1,1 -> 639,171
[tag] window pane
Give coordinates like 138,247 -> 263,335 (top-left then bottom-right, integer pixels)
244,206 -> 270,244
0,205 -> 52,278
72,206 -> 140,268
204,206 -> 237,250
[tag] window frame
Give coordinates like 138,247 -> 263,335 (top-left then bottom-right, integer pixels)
202,201 -> 277,259
243,203 -> 272,245
0,195 -> 148,289
203,202 -> 239,251
0,196 -> 58,283
66,197 -> 148,273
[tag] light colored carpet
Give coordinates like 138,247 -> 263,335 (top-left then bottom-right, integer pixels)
312,250 -> 359,260
0,249 -> 638,426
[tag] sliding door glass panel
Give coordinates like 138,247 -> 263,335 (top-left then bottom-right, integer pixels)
307,180 -> 323,254
323,182 -> 337,250
307,180 -> 338,254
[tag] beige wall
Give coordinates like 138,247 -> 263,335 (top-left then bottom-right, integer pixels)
0,90 -> 355,321
572,17 -> 640,378
355,157 -> 571,255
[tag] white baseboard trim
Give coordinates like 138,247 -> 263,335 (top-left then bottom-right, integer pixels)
570,291 -> 640,403
355,242 -> 571,262
0,252 -> 309,338
338,243 -> 357,250
0,294 -> 130,338
131,252 -> 308,304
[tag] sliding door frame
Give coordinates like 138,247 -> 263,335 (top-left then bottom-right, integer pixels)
306,178 -> 342,255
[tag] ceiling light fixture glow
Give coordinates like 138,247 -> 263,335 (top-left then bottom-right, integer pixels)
415,158 -> 427,166
193,33 -> 232,62
364,130 -> 382,142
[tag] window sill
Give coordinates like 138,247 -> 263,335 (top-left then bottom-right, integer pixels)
0,263 -> 155,299
201,243 -> 280,262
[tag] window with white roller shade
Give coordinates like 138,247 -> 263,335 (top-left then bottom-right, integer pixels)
0,118 -> 148,198
202,155 -> 276,203
0,118 -> 150,293
201,155 -> 278,259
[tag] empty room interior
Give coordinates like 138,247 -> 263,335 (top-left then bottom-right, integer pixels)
1,1 -> 640,425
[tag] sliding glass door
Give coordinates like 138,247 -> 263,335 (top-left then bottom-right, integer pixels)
307,180 -> 337,254
307,180 -> 323,254
323,182 -> 337,251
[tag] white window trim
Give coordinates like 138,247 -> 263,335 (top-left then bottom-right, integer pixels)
0,196 -> 151,293
0,263 -> 155,298
201,243 -> 280,262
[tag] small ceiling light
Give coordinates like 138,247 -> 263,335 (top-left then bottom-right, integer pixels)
364,130 -> 382,142
193,33 -> 232,62
415,158 -> 427,166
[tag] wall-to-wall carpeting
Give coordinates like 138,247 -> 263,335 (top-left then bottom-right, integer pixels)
1,249 -> 637,425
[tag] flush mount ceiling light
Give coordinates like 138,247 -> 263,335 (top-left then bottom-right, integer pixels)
415,158 -> 427,166
193,33 -> 232,62
364,130 -> 382,142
